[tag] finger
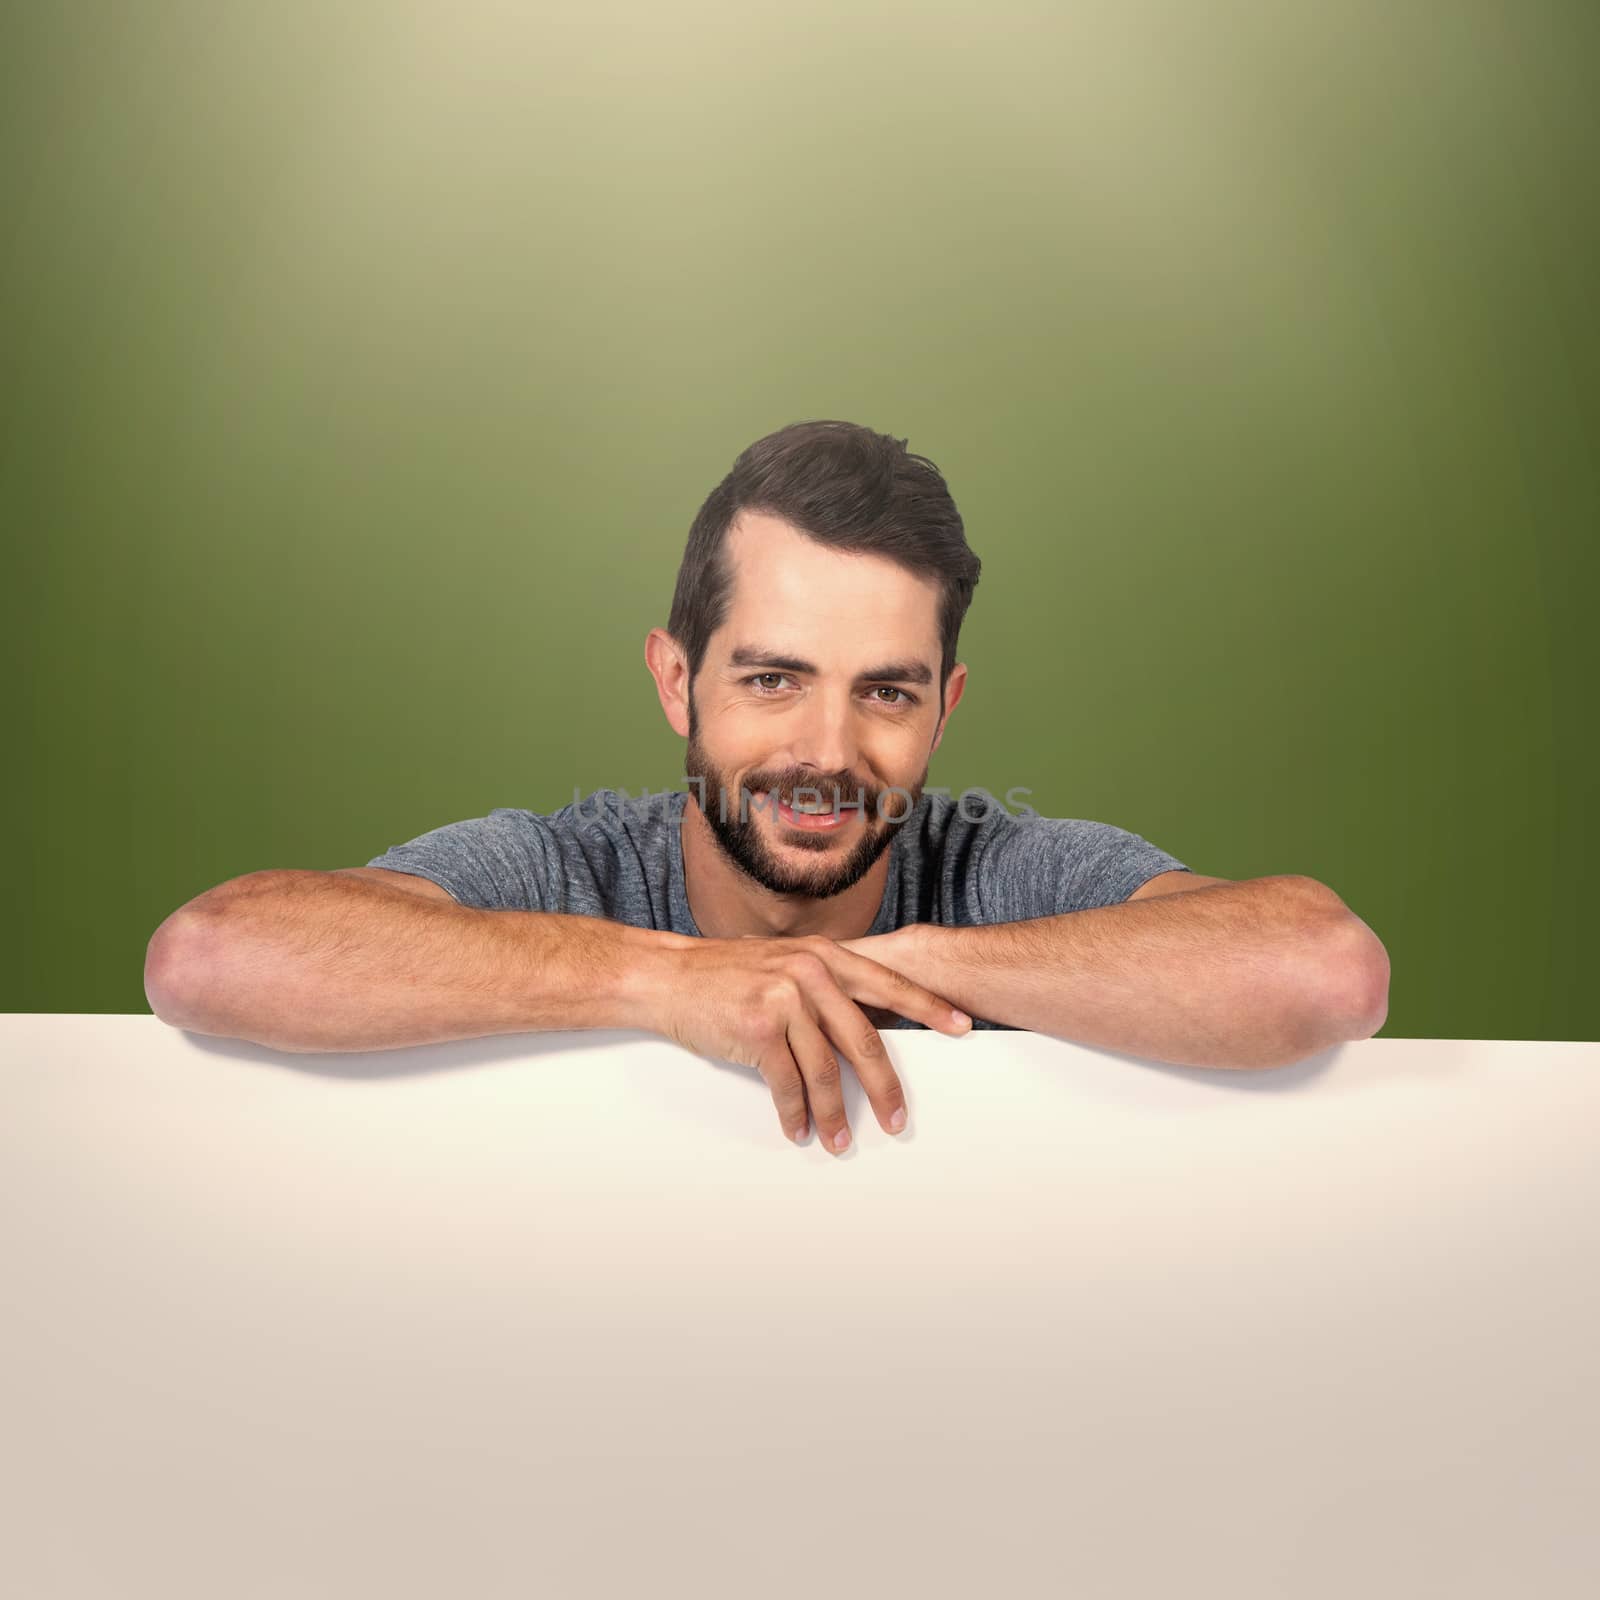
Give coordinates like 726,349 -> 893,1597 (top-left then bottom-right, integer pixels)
785,1009 -> 853,1155
758,1042 -> 811,1146
803,975 -> 910,1138
815,945 -> 973,1037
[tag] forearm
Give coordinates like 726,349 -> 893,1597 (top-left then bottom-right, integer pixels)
863,877 -> 1385,1069
144,870 -> 689,1053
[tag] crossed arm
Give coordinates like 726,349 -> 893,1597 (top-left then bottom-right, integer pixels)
837,871 -> 1390,1069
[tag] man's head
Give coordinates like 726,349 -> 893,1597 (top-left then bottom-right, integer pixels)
646,419 -> 981,902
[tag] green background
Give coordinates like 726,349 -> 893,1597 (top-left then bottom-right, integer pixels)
5,1 -> 1595,1038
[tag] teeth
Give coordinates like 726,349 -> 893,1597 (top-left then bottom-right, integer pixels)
777,794 -> 859,815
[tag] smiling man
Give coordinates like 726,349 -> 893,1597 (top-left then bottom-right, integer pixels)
144,419 -> 1390,1154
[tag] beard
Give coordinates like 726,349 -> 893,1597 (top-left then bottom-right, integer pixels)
683,710 -> 927,903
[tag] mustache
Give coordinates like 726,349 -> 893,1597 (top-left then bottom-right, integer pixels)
738,777 -> 881,809
685,774 -> 911,817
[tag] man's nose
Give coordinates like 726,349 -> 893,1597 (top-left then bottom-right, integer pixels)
787,691 -> 860,787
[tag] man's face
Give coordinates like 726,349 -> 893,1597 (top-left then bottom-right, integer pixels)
681,511 -> 952,901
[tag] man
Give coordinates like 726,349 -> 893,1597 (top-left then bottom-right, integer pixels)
145,419 -> 1390,1154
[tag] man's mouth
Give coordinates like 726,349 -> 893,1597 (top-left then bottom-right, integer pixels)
753,791 -> 865,833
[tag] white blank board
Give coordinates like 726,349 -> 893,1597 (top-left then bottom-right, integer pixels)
2,1016 -> 1596,1598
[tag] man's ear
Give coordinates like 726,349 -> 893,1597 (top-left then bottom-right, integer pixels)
930,663 -> 968,754
644,628 -> 692,739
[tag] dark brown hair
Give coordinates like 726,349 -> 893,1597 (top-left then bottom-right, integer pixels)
667,419 -> 981,717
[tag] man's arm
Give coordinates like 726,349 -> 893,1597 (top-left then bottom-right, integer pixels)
839,875 -> 1390,1069
143,867 -> 972,1153
144,869 -> 689,1053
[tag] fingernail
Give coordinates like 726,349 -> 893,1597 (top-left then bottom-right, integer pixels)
889,1107 -> 907,1133
792,1124 -> 808,1144
832,1127 -> 851,1152
951,1009 -> 971,1029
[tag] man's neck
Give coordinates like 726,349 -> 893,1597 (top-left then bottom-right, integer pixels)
680,795 -> 892,941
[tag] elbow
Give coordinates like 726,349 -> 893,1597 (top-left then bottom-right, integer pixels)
143,871 -> 294,1023
1251,896 -> 1388,1068
1310,912 -> 1391,1044
1353,946 -> 1391,1037
144,911 -> 212,1027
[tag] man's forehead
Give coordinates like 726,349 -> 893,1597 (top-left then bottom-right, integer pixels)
718,514 -> 942,655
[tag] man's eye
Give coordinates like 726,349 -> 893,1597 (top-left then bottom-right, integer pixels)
871,686 -> 921,707
744,675 -> 916,706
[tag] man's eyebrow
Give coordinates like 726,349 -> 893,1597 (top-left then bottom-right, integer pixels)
726,643 -> 934,686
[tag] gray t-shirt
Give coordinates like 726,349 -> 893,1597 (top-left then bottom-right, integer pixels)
366,787 -> 1187,1028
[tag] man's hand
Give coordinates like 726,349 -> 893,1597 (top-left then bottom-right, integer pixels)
834,925 -> 930,1028
649,933 -> 972,1154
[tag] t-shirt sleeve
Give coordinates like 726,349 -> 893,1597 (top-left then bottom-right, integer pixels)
364,808 -> 563,911
973,814 -> 1189,923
